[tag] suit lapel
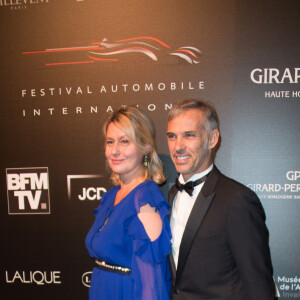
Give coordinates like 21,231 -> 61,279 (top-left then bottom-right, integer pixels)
168,184 -> 177,216
168,184 -> 178,283
175,166 -> 221,285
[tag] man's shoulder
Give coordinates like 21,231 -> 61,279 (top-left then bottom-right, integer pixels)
213,166 -> 255,195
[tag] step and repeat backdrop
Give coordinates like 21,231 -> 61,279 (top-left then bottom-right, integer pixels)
1,0 -> 299,299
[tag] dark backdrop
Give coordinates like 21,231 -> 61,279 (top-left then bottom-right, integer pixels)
1,0 -> 299,299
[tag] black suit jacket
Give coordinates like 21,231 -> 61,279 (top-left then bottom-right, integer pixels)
168,166 -> 275,300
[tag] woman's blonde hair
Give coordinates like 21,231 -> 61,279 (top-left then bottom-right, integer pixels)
103,106 -> 165,185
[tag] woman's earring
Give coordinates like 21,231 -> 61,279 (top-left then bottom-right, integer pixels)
143,155 -> 148,167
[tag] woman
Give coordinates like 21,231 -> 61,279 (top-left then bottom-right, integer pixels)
85,106 -> 171,299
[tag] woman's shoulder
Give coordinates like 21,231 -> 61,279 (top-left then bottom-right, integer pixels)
136,180 -> 165,198
136,180 -> 162,194
131,180 -> 168,211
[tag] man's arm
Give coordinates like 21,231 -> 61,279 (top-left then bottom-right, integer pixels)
227,188 -> 275,300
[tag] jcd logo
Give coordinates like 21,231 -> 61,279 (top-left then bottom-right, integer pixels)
6,167 -> 50,215
78,187 -> 106,201
67,174 -> 107,201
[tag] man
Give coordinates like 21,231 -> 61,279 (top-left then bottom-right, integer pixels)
167,99 -> 275,299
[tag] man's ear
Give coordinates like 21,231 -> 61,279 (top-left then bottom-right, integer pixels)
208,129 -> 219,149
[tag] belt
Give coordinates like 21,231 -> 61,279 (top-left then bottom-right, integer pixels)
94,258 -> 131,275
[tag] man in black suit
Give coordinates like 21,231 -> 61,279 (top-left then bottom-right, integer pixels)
167,99 -> 275,299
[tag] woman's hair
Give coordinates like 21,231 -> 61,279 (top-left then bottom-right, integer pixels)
103,106 -> 165,185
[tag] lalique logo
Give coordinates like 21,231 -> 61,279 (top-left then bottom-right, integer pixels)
6,270 -> 61,285
22,36 -> 202,66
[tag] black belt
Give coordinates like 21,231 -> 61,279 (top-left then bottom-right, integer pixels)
94,258 -> 131,275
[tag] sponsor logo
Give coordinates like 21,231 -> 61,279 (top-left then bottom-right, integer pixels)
21,82 -> 204,97
250,68 -> 300,100
20,81 -> 205,119
82,271 -> 92,288
21,103 -> 175,118
275,275 -> 300,298
5,270 -> 61,285
250,68 -> 300,84
6,167 -> 50,215
286,171 -> 300,181
67,174 -> 107,201
247,170 -> 300,200
21,82 -> 204,98
22,36 -> 202,66
78,187 -> 107,201
0,0 -> 50,10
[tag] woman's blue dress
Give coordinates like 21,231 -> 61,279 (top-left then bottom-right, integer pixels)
85,180 -> 172,300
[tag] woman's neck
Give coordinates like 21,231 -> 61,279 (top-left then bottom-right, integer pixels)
114,176 -> 145,205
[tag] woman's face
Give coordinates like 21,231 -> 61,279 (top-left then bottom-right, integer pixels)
105,122 -> 145,182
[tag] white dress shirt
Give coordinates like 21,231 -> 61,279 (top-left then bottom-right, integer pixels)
170,164 -> 213,269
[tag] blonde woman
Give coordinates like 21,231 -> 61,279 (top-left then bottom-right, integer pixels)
85,106 -> 171,299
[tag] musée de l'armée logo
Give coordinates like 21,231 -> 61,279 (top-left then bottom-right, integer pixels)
22,36 -> 202,66
6,167 -> 50,215
275,275 -> 300,298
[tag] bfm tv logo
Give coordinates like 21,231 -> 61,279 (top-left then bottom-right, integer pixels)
6,167 -> 50,215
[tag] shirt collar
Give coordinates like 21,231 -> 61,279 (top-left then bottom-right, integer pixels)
179,164 -> 214,184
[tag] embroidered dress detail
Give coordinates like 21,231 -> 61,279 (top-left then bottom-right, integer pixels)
94,258 -> 131,274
